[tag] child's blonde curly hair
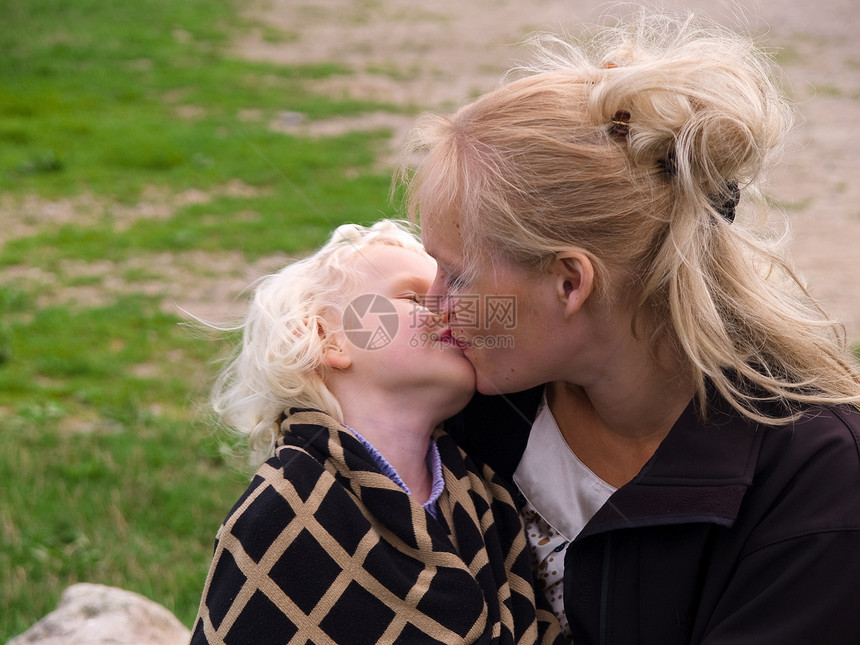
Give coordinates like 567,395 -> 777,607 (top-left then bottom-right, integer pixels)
210,219 -> 425,465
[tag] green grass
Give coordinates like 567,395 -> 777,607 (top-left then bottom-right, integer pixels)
0,293 -> 249,636
0,0 -> 395,201
0,0 -> 405,639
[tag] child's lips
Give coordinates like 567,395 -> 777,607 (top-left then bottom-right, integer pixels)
440,328 -> 468,349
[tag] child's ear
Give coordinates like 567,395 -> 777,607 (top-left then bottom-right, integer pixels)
553,250 -> 594,318
324,344 -> 352,370
322,328 -> 352,370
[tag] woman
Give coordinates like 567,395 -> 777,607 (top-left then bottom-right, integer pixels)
401,12 -> 860,644
191,220 -> 563,644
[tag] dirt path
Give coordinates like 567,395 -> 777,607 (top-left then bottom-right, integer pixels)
237,0 -> 860,343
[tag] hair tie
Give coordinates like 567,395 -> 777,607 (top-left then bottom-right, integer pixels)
711,181 -> 740,223
659,150 -> 677,177
660,152 -> 738,224
608,110 -> 631,137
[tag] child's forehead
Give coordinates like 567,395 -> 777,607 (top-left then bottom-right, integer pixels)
349,242 -> 429,263
345,243 -> 435,279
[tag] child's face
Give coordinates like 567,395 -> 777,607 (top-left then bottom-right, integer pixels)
337,244 -> 476,414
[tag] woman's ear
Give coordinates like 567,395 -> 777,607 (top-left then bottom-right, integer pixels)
554,250 -> 594,317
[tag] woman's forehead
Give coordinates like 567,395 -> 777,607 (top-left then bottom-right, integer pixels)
420,211 -> 464,261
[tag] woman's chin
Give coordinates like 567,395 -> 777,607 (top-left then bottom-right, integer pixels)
474,372 -> 532,397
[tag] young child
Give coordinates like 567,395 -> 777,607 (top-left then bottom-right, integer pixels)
191,220 -> 563,644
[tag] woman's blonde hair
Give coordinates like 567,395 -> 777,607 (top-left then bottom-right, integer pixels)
401,11 -> 860,424
210,219 -> 425,465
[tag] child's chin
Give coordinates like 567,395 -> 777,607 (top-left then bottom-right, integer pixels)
441,385 -> 477,419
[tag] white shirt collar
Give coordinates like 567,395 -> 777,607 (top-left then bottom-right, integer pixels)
513,396 -> 616,540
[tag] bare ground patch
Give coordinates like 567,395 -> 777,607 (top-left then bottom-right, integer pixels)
0,180 -> 281,326
0,180 -> 268,245
1,249 -> 290,322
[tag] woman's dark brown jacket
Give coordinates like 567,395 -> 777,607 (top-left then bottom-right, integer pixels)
448,388 -> 860,644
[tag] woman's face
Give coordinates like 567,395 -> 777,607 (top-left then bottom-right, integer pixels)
421,213 -> 571,395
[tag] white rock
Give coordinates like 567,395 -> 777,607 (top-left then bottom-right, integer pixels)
8,583 -> 191,645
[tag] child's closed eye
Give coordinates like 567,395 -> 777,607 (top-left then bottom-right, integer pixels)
398,292 -> 425,305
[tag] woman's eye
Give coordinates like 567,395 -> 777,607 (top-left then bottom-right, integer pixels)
435,266 -> 466,295
446,273 -> 466,291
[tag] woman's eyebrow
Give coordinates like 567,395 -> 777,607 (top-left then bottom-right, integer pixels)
426,251 -> 459,276
421,240 -> 446,264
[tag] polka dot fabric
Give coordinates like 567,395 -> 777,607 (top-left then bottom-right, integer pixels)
521,501 -> 571,639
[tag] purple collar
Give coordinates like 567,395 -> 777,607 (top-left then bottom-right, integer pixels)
346,426 -> 444,519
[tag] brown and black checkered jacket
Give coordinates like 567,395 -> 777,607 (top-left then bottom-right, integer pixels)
192,408 -> 565,644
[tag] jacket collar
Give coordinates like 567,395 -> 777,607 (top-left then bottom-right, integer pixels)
578,395 -> 763,539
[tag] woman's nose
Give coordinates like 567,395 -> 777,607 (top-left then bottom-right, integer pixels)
426,273 -> 449,314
